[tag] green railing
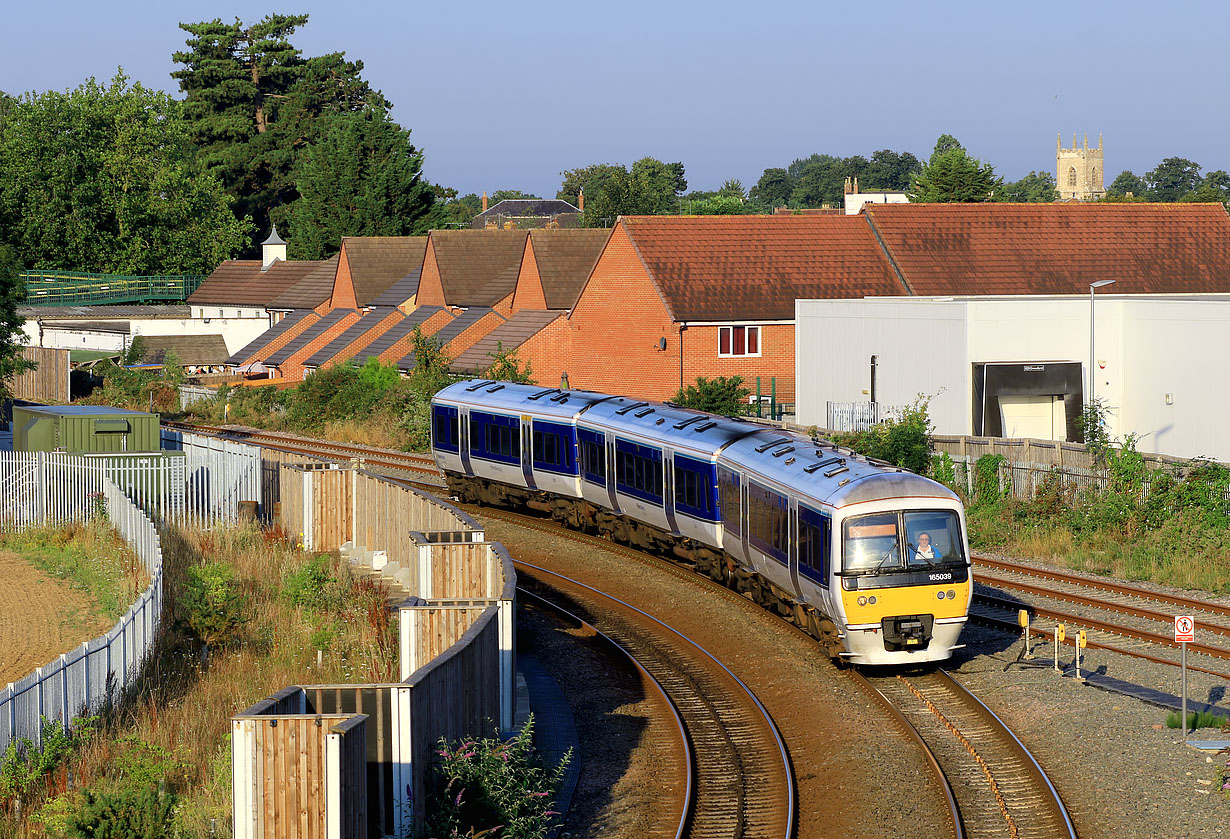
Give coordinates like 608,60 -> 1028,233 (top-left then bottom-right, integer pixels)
20,270 -> 205,307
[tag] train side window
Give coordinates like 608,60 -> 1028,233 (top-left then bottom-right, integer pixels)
748,481 -> 787,561
615,439 -> 663,503
674,455 -> 716,520
718,467 -> 739,535
798,505 -> 831,586
578,429 -> 606,483
432,405 -> 459,453
470,411 -> 520,464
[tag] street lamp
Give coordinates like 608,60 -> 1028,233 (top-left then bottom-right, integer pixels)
1089,280 -> 1116,408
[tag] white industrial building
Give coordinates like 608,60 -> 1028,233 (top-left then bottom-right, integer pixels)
795,295 -> 1230,462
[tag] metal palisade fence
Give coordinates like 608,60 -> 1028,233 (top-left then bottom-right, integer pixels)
825,400 -> 907,433
0,433 -> 262,754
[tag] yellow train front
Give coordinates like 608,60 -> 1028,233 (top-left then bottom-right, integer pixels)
716,434 -> 971,666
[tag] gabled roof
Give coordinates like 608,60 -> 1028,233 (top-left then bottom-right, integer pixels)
864,203 -> 1230,296
350,306 -> 448,367
527,228 -> 610,309
303,308 -> 401,368
474,199 -> 580,222
450,310 -> 563,373
396,307 -> 499,371
369,268 -> 421,308
18,305 -> 189,319
616,215 -> 904,321
269,254 -> 340,310
428,230 -> 528,307
189,259 -> 327,307
341,236 -> 428,307
226,310 -> 312,365
265,309 -> 355,366
136,335 -> 230,366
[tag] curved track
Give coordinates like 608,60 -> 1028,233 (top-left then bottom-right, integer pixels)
515,560 -> 794,839
861,670 -> 1076,839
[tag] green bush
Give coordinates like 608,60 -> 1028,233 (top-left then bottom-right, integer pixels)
1165,709 -> 1227,731
673,375 -> 749,417
180,561 -> 248,650
424,716 -> 570,839
833,396 -> 933,474
0,717 -> 94,802
284,554 -> 335,611
65,786 -> 176,839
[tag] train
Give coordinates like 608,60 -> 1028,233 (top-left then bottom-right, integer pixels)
430,379 -> 971,665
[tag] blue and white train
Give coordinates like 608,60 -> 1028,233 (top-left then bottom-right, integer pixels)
431,379 -> 971,665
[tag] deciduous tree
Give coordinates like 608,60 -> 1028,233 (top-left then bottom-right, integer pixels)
0,245 -> 33,399
999,171 -> 1058,203
1145,157 -> 1202,202
0,72 -> 250,274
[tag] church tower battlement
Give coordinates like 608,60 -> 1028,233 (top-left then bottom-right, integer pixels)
1057,133 -> 1105,201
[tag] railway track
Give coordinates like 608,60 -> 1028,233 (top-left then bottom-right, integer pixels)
971,556 -> 1230,678
515,560 -> 794,839
859,669 -> 1075,839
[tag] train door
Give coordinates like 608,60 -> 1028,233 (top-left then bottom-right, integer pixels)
605,433 -> 619,512
520,417 -> 536,488
663,450 -> 679,534
459,409 -> 472,474
740,480 -> 750,561
787,500 -> 802,599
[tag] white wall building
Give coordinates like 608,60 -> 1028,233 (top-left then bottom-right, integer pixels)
796,295 -> 1230,462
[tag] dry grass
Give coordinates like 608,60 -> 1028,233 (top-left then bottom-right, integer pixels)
4,522 -> 397,838
320,417 -> 406,451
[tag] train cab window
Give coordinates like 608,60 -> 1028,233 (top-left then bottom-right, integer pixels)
674,455 -> 716,520
532,420 -> 577,475
577,428 -> 606,484
432,405 -> 459,453
615,439 -> 663,503
903,510 -> 966,568
798,505 -> 831,585
718,467 -> 740,535
842,513 -> 899,573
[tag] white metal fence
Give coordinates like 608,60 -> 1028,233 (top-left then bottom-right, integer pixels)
0,434 -> 263,755
0,465 -> 163,753
178,384 -> 217,412
825,400 -> 907,432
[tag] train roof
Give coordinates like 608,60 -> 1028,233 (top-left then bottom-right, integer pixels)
719,431 -> 959,508
577,394 -> 757,454
435,379 -> 613,420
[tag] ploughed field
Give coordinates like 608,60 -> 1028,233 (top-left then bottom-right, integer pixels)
0,550 -> 111,685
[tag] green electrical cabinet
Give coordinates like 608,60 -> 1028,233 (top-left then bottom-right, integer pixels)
13,405 -> 161,453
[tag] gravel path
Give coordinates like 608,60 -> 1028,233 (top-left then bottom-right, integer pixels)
491,518 -> 1230,838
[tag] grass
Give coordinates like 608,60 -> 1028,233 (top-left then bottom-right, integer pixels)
2,522 -> 397,838
0,521 -> 147,621
1165,709 -> 1229,731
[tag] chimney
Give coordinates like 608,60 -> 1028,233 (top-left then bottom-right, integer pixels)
578,187 -> 585,212
482,192 -> 488,213
261,224 -> 287,272
853,176 -> 860,194
844,176 -> 853,195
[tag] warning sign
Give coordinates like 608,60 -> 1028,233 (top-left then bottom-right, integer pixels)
1174,615 -> 1195,643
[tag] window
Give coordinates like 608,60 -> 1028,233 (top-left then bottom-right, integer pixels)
532,420 -> 576,475
842,510 -> 966,575
432,405 -> 459,453
1068,167 -> 1077,187
798,505 -> 831,586
578,428 -> 606,484
747,481 -> 787,561
674,455 -> 716,520
469,411 -> 521,464
615,439 -> 663,503
718,325 -> 761,357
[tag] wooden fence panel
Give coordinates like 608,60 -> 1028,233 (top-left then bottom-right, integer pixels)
6,347 -> 69,402
278,465 -> 305,542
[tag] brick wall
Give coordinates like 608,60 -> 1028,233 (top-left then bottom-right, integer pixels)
237,312 -> 321,366
376,309 -> 455,366
510,238 -> 546,312
681,323 -> 796,402
319,309 -> 405,369
329,241 -> 359,309
567,225 -> 680,398
415,239 -> 446,306
274,311 -> 361,381
517,316 -> 572,388
444,311 -> 506,359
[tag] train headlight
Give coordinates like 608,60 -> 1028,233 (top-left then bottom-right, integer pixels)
947,589 -> 956,599
868,595 -> 877,605
937,591 -> 945,600
857,596 -> 867,606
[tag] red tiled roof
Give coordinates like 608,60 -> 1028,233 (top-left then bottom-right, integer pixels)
189,259 -> 327,306
428,229 -> 528,307
528,228 -> 610,309
618,215 -> 904,321
865,202 -> 1230,296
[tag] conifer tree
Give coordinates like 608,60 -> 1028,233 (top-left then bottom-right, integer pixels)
910,135 -> 1002,203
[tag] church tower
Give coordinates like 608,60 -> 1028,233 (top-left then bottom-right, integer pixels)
1056,133 -> 1105,200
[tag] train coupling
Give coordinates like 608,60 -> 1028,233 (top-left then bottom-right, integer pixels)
881,614 -> 935,651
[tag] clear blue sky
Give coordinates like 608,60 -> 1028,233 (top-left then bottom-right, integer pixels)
3,1 -> 1226,198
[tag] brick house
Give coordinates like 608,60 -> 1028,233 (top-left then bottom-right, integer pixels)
414,229 -> 529,316
565,215 -> 904,403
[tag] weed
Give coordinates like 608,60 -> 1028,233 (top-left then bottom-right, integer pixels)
1166,709 -> 1228,730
